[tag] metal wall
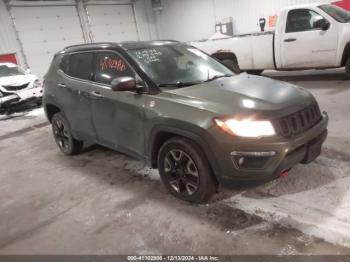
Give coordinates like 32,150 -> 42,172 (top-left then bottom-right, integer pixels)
154,0 -> 334,41
0,0 -> 158,76
0,0 -> 25,66
229,0 -> 332,34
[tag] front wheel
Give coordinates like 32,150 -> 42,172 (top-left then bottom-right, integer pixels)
346,57 -> 350,80
51,113 -> 83,155
158,137 -> 217,203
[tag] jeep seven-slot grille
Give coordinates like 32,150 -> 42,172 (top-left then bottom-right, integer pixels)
3,82 -> 30,91
272,103 -> 322,138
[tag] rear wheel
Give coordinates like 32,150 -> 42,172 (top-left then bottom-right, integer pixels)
158,137 -> 217,203
346,57 -> 350,80
51,113 -> 83,155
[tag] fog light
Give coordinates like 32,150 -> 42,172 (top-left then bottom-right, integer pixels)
231,151 -> 276,169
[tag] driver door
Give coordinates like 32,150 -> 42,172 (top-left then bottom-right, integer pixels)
89,51 -> 146,158
280,8 -> 338,69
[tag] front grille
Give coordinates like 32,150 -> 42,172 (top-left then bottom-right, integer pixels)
3,82 -> 30,91
273,102 -> 322,138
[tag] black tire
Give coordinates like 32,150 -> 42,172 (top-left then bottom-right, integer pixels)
246,70 -> 264,75
51,113 -> 83,155
346,57 -> 350,80
158,137 -> 217,203
222,59 -> 241,74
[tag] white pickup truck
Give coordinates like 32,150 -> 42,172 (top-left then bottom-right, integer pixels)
192,3 -> 350,79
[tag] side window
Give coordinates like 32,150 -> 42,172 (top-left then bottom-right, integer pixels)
59,55 -> 69,73
66,53 -> 93,80
286,9 -> 325,33
95,52 -> 135,85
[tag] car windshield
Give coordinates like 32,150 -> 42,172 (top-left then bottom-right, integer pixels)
0,65 -> 25,78
128,45 -> 235,88
319,4 -> 350,23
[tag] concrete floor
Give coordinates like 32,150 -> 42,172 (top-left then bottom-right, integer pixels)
0,69 -> 349,255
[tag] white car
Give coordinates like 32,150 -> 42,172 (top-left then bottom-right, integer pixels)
0,63 -> 43,110
192,4 -> 350,78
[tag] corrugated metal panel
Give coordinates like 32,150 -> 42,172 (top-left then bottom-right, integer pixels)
86,4 -> 139,42
10,5 -> 85,78
0,0 -> 24,65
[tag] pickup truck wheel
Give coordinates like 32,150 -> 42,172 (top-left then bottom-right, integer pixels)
222,59 -> 240,74
246,70 -> 264,75
51,113 -> 83,155
158,137 -> 217,203
346,58 -> 350,80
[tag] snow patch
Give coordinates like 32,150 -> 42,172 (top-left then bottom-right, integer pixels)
227,155 -> 350,247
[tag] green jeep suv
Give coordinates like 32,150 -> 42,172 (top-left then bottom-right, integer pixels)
43,41 -> 328,203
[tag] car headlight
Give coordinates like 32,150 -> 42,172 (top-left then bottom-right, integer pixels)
214,118 -> 275,138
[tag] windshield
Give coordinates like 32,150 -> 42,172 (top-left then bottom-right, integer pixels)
319,4 -> 350,23
0,65 -> 25,78
128,45 -> 234,88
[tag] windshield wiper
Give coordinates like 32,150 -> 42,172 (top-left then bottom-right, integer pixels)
205,74 -> 233,83
158,74 -> 233,88
158,81 -> 203,88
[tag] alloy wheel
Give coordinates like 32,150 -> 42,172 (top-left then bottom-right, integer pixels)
53,119 -> 70,152
164,149 -> 200,196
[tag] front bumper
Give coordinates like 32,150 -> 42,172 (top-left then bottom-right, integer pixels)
0,87 -> 43,109
208,113 -> 329,185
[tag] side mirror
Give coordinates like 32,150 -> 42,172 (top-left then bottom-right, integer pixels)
110,77 -> 141,92
25,68 -> 31,74
313,18 -> 330,31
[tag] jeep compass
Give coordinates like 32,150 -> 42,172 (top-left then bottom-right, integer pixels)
43,41 -> 328,203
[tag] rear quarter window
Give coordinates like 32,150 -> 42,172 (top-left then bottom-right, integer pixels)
64,53 -> 94,81
59,55 -> 69,73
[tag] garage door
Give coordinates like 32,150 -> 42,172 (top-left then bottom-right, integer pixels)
10,5 -> 85,78
86,4 -> 139,42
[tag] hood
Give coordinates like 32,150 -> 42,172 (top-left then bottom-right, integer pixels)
0,74 -> 36,87
162,73 -> 315,118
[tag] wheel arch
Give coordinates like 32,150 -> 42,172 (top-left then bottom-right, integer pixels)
148,125 -> 222,181
341,42 -> 350,67
45,103 -> 62,123
211,51 -> 238,65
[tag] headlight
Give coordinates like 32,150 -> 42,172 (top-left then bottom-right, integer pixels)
214,118 -> 275,138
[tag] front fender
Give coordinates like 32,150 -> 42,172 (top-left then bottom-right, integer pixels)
147,121 -> 222,180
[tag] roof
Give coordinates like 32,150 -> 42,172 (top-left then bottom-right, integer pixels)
61,40 -> 181,54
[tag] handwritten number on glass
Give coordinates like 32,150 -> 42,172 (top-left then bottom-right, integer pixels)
135,49 -> 163,64
100,58 -> 126,72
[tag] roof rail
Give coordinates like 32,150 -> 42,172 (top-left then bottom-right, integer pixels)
63,42 -> 116,50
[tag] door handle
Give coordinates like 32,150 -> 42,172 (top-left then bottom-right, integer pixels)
89,91 -> 103,98
284,38 -> 297,42
58,83 -> 66,88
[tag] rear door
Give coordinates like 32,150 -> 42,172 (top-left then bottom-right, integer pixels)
57,52 -> 95,140
89,51 -> 146,158
279,8 -> 338,69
